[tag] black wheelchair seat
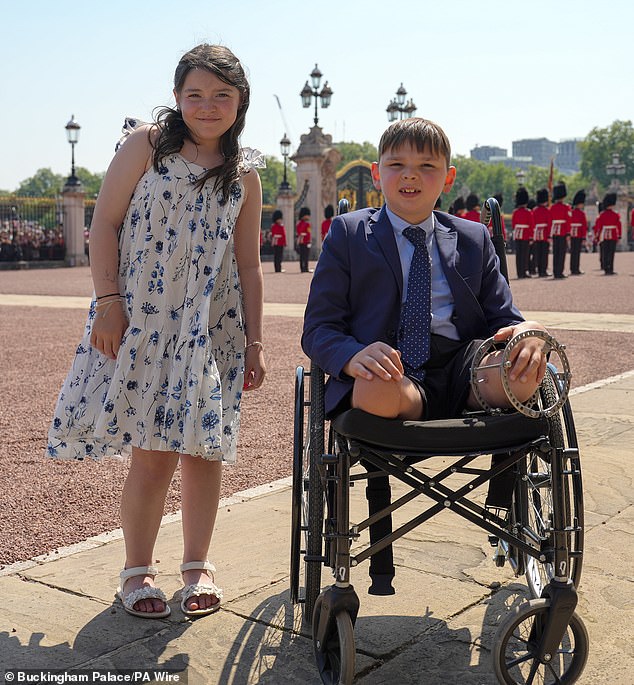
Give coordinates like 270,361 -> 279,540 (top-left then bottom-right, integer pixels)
331,408 -> 550,454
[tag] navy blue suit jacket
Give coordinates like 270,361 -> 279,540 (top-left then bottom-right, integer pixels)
301,206 -> 524,415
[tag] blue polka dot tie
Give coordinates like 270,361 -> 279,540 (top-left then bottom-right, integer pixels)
399,226 -> 432,381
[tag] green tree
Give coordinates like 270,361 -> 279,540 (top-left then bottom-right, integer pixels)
257,155 -> 296,205
444,157 -> 519,212
578,120 -> 634,187
75,167 -> 105,198
16,168 -> 65,197
334,141 -> 378,167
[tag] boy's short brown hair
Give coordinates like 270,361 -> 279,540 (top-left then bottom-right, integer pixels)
378,118 -> 452,167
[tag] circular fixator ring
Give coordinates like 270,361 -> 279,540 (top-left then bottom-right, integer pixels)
470,329 -> 571,418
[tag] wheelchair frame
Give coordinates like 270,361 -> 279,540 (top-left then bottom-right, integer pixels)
290,198 -> 588,684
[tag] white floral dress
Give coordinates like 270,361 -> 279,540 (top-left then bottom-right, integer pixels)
47,122 -> 264,463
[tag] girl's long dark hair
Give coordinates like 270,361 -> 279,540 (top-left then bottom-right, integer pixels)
152,44 -> 250,202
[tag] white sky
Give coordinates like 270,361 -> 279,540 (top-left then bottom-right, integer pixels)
1,0 -> 631,191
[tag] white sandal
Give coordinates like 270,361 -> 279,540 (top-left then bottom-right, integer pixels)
180,561 -> 223,617
117,565 -> 171,619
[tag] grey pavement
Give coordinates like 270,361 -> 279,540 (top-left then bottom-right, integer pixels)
1,301 -> 634,683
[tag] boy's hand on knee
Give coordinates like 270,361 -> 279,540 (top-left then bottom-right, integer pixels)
494,321 -> 547,384
343,342 -> 404,382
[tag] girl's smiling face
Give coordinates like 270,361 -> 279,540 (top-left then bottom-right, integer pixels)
175,68 -> 240,145
372,143 -> 456,224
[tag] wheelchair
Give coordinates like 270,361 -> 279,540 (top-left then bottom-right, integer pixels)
290,199 -> 588,684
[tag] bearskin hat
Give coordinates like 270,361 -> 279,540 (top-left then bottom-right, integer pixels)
515,187 -> 529,207
552,181 -> 567,201
466,193 -> 480,211
453,196 -> 465,212
536,188 -> 549,204
572,189 -> 586,206
602,192 -> 617,208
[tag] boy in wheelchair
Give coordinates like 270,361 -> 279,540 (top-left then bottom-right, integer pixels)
297,119 -> 587,685
302,117 -> 548,422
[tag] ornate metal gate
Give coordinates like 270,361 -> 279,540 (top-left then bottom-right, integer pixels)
336,160 -> 382,210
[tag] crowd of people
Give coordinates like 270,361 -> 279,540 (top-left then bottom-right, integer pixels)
449,183 -> 629,278
0,219 -> 66,262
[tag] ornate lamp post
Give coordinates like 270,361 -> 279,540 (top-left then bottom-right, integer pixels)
386,83 -> 417,121
279,133 -> 291,191
65,115 -> 81,187
300,64 -> 333,126
605,151 -> 626,191
515,168 -> 526,186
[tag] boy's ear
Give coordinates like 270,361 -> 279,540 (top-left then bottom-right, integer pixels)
371,162 -> 381,190
443,166 -> 457,194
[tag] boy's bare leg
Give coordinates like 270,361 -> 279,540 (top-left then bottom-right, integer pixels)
352,375 -> 423,420
467,349 -> 541,411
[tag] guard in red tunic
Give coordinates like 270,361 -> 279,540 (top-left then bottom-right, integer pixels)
569,189 -> 588,275
550,181 -> 571,278
296,206 -> 312,273
594,192 -> 622,275
270,209 -> 287,273
463,193 -> 481,222
532,188 -> 551,277
511,187 -> 534,279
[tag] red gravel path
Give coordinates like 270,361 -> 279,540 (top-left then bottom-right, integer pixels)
0,251 -> 633,567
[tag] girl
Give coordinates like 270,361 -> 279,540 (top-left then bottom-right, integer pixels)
47,44 -> 266,619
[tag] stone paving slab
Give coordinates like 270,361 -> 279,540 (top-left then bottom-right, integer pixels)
23,488 -> 293,607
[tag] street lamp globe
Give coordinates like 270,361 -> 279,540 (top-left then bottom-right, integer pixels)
319,82 -> 333,109
280,133 -> 291,158
404,99 -> 417,118
300,82 -> 313,109
386,99 -> 399,122
310,64 -> 322,90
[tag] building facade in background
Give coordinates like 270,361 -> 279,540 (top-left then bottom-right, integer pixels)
470,137 -> 581,173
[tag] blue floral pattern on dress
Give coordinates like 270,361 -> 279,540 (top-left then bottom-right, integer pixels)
47,123 -> 264,464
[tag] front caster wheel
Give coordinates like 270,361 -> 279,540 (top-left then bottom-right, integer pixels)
313,595 -> 355,685
493,598 -> 589,684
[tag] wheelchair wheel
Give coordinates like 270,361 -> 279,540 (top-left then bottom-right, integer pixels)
290,366 -> 326,623
313,595 -> 356,685
493,598 -> 589,684
522,370 -> 584,598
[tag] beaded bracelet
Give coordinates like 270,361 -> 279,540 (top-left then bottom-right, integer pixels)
245,341 -> 264,351
95,296 -> 124,318
96,292 -> 121,300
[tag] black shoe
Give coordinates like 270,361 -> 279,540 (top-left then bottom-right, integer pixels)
553,274 -> 567,279
571,271 -> 585,275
